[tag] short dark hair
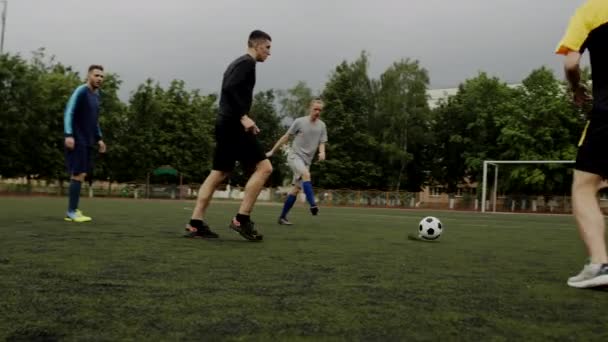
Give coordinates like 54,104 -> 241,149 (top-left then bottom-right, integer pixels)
248,30 -> 271,48
88,64 -> 104,73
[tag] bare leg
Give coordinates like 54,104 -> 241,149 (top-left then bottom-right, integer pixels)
290,185 -> 301,196
572,170 -> 608,264
238,159 -> 273,215
191,170 -> 229,220
301,170 -> 311,182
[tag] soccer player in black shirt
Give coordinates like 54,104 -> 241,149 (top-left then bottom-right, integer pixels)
184,30 -> 272,241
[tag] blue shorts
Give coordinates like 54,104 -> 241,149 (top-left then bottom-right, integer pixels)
65,146 -> 95,175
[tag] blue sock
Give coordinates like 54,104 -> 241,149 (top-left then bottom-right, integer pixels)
280,194 -> 297,219
301,181 -> 316,207
68,179 -> 82,212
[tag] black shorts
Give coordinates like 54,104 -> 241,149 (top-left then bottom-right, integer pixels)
576,116 -> 608,179
212,124 -> 267,172
65,145 -> 95,175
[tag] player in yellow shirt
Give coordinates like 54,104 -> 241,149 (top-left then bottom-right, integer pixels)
556,0 -> 608,288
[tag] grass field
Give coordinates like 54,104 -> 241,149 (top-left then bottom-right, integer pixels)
0,197 -> 606,341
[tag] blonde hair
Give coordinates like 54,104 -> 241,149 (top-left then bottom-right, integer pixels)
310,99 -> 324,107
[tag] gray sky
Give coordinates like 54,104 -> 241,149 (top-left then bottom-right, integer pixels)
5,0 -> 583,99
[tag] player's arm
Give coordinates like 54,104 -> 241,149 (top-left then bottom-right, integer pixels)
96,124 -> 106,153
563,52 -> 591,106
267,120 -> 299,157
95,124 -> 103,142
318,125 -> 328,161
318,143 -> 326,161
564,51 -> 582,89
556,3 -> 592,106
240,115 -> 258,134
95,93 -> 106,152
63,86 -> 83,150
266,133 -> 290,157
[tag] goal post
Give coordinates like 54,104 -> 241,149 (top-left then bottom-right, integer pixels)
481,160 -> 575,213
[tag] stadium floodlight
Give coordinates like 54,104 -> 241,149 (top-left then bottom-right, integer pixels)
481,160 -> 575,213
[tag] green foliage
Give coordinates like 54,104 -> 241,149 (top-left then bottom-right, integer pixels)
0,49 -> 80,180
109,79 -> 217,183
317,52 -> 385,189
495,67 -> 584,195
0,50 -> 586,195
276,81 -> 314,120
374,58 -> 432,191
432,73 -> 518,193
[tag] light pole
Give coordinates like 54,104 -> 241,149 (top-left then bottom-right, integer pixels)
1,0 -> 7,54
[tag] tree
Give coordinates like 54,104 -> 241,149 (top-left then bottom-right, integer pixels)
495,67 -> 584,195
276,81 -> 314,120
1,47 -> 588,199
317,52 -> 384,189
431,73 -> 516,193
0,53 -> 37,178
0,49 -> 81,182
116,79 -> 216,183
374,59 -> 432,191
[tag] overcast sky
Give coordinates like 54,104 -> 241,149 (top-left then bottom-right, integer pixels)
4,0 -> 584,99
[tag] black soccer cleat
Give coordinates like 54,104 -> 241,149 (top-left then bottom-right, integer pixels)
310,206 -> 319,216
229,218 -> 263,241
184,221 -> 219,239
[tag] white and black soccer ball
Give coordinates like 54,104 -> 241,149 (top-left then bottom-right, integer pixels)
418,216 -> 443,240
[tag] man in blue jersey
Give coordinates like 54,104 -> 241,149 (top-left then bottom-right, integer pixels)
63,65 -> 106,222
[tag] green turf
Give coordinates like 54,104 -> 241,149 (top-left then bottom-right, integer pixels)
0,197 -> 606,341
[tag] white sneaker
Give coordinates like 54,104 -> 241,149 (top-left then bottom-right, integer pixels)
567,263 -> 608,288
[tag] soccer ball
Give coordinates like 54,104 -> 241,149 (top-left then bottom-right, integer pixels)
418,216 -> 443,240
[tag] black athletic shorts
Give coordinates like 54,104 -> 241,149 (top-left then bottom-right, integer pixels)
576,114 -> 608,179
212,123 -> 267,172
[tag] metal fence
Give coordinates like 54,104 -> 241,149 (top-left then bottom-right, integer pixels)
4,180 -> 607,214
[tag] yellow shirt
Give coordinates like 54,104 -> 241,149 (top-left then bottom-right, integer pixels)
556,0 -> 608,55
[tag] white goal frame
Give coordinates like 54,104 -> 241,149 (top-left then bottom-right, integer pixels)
481,160 -> 575,213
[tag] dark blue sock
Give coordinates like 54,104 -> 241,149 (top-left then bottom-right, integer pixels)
68,179 -> 82,212
280,194 -> 297,219
302,181 -> 316,207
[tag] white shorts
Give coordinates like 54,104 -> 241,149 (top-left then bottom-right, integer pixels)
288,155 -> 309,186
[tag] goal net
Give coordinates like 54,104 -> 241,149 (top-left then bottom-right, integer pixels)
480,160 -> 577,213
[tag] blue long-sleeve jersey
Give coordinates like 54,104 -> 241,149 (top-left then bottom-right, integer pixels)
64,84 -> 102,146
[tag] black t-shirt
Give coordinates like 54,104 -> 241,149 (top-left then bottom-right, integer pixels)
217,54 -> 256,127
582,23 -> 608,116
